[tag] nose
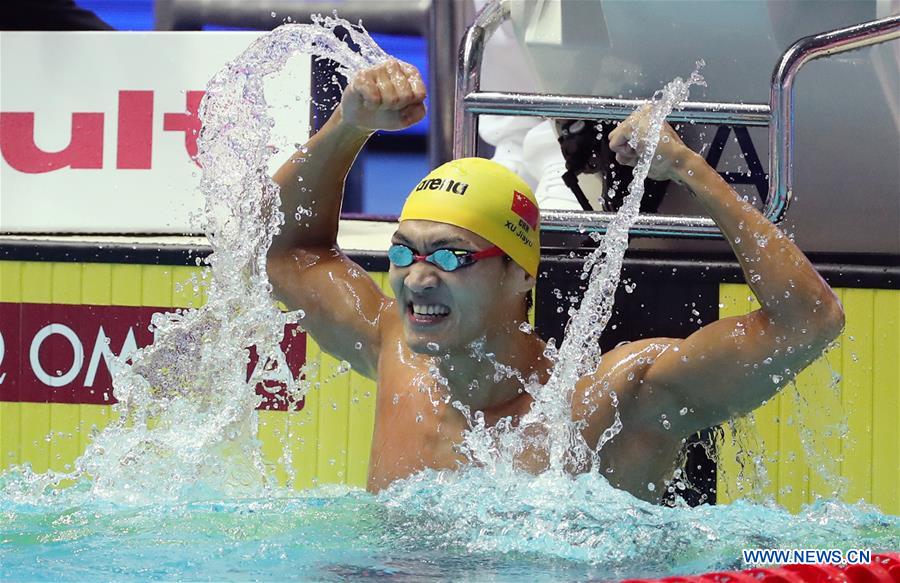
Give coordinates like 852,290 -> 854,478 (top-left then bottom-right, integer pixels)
404,261 -> 440,294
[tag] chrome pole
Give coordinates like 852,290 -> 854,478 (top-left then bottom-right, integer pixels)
541,210 -> 720,238
464,93 -> 770,126
428,0 -> 473,168
767,13 -> 900,225
453,0 -> 510,160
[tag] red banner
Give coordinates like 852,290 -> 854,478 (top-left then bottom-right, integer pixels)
0,302 -> 305,411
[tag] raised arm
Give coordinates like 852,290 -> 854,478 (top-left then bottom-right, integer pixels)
607,109 -> 844,434
267,59 -> 426,378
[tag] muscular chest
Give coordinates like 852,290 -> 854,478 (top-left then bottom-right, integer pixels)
367,356 -> 468,490
367,348 -> 541,490
364,340 -> 681,497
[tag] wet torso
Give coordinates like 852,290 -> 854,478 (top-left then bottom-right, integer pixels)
367,326 -> 686,502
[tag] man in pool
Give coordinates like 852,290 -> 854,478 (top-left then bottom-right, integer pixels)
266,60 -> 844,501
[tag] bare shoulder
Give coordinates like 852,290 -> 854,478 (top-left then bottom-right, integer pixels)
573,338 -> 692,498
576,337 -> 682,399
572,337 -> 682,440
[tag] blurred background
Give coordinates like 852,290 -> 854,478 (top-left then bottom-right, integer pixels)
4,0 -> 897,256
3,0 -> 432,216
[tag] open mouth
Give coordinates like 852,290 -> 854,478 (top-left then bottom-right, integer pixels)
407,302 -> 451,326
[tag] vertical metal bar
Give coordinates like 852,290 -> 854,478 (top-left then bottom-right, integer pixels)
428,0 -> 473,168
767,14 -> 900,224
452,6 -> 897,236
453,0 -> 510,161
454,25 -> 483,161
154,0 -> 176,30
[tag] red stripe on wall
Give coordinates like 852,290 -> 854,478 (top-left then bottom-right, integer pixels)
0,302 -> 305,411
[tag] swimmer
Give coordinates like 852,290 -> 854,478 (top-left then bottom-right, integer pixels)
267,60 -> 844,501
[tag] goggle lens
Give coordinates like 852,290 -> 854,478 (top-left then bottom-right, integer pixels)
388,244 -> 503,272
429,249 -> 461,271
388,244 -> 415,267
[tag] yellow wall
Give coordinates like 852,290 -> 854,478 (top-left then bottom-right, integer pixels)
2,261 -> 898,511
717,284 -> 899,515
0,260 -> 391,490
257,272 -> 392,490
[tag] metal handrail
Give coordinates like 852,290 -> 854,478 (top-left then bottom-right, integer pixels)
454,0 -> 510,167
464,93 -> 771,127
454,1 -> 900,238
768,14 -> 900,225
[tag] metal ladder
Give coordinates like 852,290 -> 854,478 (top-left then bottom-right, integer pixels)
454,1 -> 900,238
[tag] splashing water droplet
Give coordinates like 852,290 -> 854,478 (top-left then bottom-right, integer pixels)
1,16 -> 392,505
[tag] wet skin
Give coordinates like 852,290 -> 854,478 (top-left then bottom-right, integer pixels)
367,318 -> 687,500
365,219 -> 686,498
266,59 -> 844,503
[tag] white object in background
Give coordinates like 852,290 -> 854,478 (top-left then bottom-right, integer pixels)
0,31 -> 311,234
523,120 -> 588,211
475,0 -> 579,210
479,115 -> 541,192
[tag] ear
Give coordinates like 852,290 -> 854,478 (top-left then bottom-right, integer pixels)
504,262 -> 536,295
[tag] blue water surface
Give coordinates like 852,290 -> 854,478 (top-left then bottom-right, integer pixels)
3,468 -> 898,582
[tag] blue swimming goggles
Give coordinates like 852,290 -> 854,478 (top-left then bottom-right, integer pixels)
388,243 -> 505,272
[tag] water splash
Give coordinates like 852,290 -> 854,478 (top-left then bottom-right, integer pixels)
3,469 -> 895,581
382,468 -> 897,574
2,15 -> 389,506
454,65 -> 708,478
716,354 -> 850,504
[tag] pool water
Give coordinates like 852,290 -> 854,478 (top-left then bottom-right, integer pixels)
3,468 -> 898,582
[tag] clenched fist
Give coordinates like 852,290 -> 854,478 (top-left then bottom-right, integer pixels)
341,59 -> 427,132
608,106 -> 691,183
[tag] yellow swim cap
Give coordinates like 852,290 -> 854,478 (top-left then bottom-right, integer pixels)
399,158 -> 540,277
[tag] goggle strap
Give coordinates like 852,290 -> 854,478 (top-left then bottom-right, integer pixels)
470,246 -> 505,260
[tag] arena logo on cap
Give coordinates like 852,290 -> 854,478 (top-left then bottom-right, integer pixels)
414,177 -> 469,195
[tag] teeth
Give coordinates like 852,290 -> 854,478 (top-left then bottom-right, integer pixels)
412,303 -> 449,316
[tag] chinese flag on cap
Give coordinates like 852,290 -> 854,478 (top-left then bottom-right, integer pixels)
511,191 -> 539,230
